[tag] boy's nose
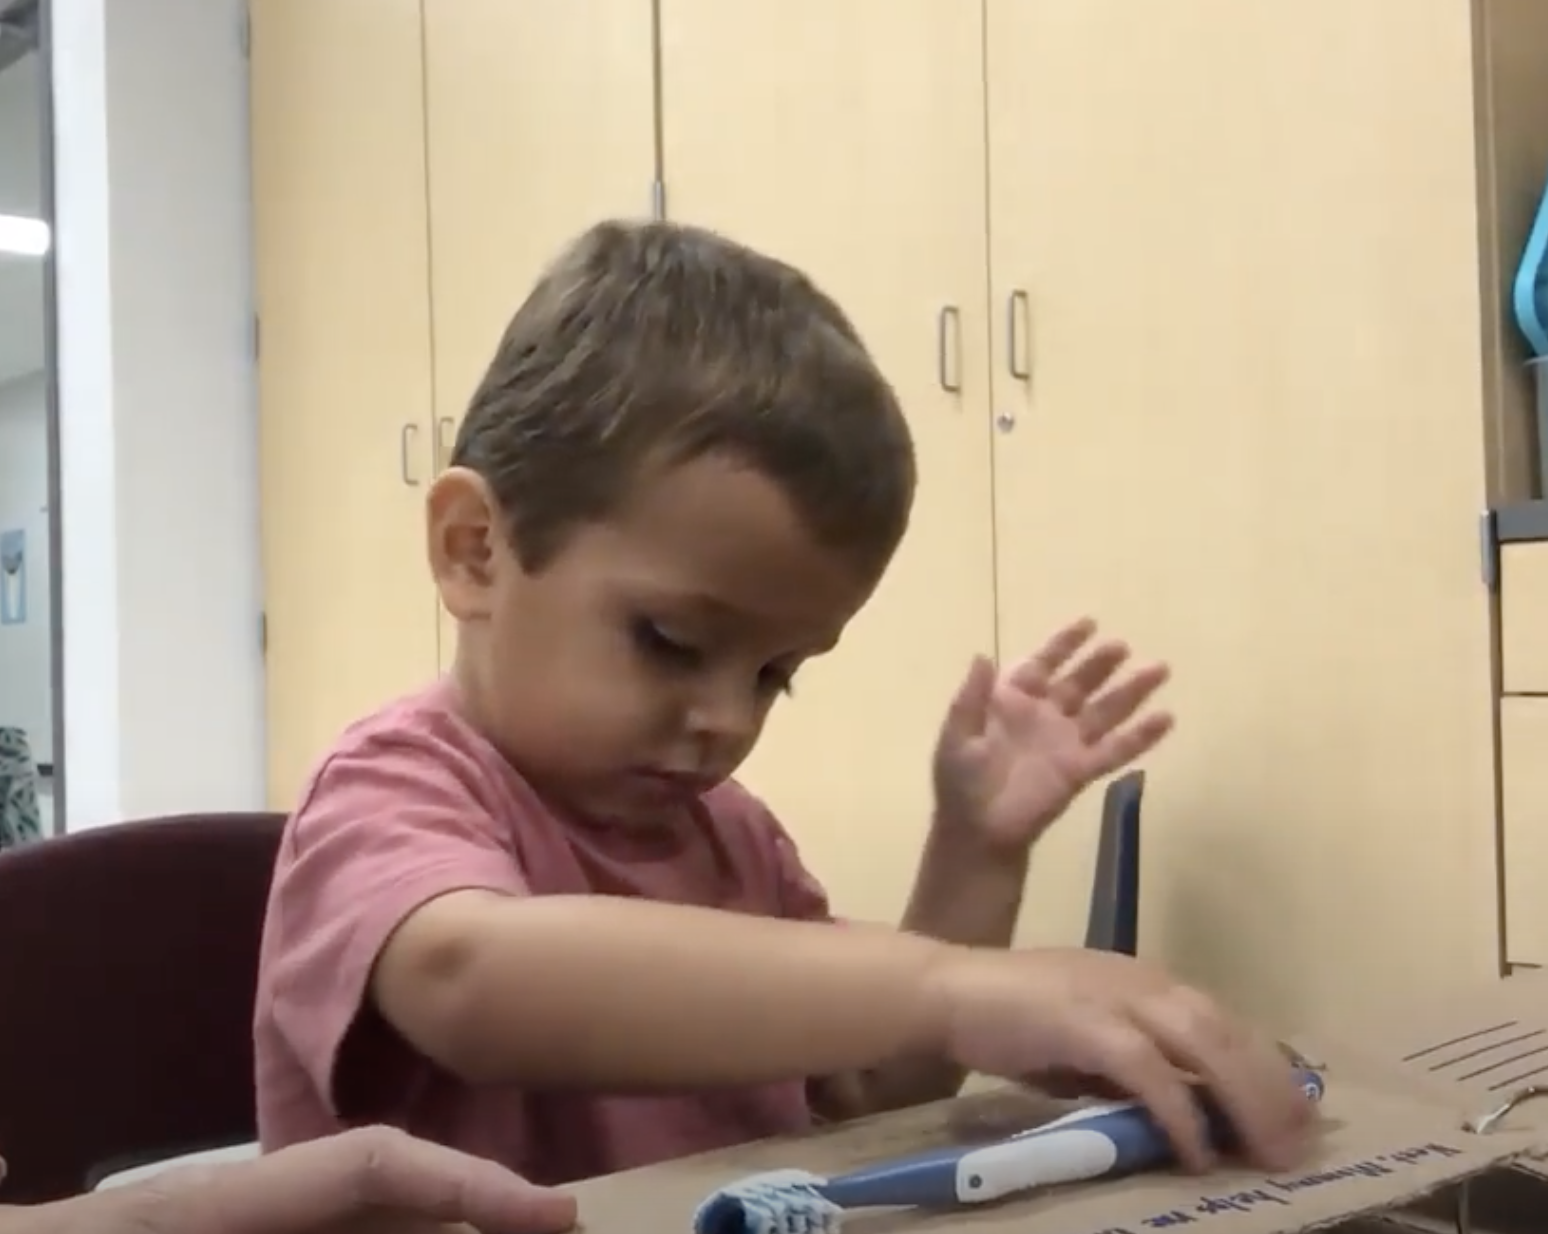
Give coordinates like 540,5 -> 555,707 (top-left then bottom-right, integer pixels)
684,681 -> 761,751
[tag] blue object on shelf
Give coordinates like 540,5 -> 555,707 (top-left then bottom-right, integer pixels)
1512,169 -> 1548,359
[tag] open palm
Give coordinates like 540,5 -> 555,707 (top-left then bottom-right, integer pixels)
933,619 -> 1174,850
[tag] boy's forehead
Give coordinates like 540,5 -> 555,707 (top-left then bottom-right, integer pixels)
594,457 -> 875,632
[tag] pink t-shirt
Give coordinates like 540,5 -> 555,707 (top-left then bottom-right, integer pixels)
254,683 -> 834,1184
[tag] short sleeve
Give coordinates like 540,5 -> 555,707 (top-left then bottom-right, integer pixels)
260,734 -> 527,1122
729,788 -> 834,924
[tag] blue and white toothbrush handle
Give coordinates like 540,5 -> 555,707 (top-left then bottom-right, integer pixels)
825,1067 -> 1325,1207
693,1067 -> 1325,1234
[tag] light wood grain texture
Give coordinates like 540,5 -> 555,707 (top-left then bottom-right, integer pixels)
248,1 -> 1548,1027
251,0 -> 440,809
986,0 -> 1500,1027
1502,697 -> 1548,967
1502,543 -> 1548,693
656,0 -> 998,925
421,0 -> 658,671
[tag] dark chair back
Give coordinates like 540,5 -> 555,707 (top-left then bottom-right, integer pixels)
1085,770 -> 1143,955
0,812 -> 284,1201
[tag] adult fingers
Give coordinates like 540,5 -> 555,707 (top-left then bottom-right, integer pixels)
1130,990 -> 1313,1174
456,1157 -> 580,1234
197,1128 -> 577,1234
350,1129 -> 578,1234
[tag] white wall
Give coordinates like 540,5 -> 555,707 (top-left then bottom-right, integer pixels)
0,370 -> 51,765
53,0 -> 264,827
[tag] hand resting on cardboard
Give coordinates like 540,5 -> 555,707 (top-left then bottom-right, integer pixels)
0,1125 -> 577,1234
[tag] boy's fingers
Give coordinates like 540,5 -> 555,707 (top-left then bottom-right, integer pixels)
942,654 -> 996,740
1047,642 -> 1130,713
1070,1017 -> 1215,1173
1007,618 -> 1099,693
1078,663 -> 1171,739
1131,995 -> 1312,1174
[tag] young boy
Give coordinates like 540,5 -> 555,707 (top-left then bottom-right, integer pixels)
254,220 -> 1310,1186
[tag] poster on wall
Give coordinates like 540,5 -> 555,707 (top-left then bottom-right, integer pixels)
0,528 -> 25,625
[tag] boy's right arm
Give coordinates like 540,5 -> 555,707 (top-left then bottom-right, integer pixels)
268,739 -> 1308,1177
372,893 -> 1313,1175
372,889 -> 952,1090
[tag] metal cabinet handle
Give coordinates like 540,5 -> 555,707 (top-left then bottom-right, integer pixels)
434,416 -> 456,473
399,423 -> 421,487
1006,289 -> 1031,381
937,305 -> 963,393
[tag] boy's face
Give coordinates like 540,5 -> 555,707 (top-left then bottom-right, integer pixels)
429,455 -> 880,827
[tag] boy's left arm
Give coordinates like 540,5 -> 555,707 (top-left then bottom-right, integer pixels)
827,618 -> 1174,1118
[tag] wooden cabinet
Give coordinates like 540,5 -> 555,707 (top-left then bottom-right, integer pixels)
656,0 -> 997,924
986,0 -> 1502,1024
253,0 -> 657,806
252,0 -> 440,809
1502,543 -> 1548,693
421,0 -> 658,670
651,0 -> 1512,1021
1502,696 -> 1548,968
252,1 -> 1548,1024
1499,537 -> 1548,966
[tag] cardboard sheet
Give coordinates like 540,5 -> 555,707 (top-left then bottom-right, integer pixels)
1313,971 -> 1548,1179
555,972 -> 1548,1232
562,1064 -> 1538,1234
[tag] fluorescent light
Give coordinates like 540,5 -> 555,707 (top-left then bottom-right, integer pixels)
0,214 -> 50,257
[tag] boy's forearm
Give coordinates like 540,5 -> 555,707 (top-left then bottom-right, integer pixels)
373,890 -> 956,1091
856,824 -> 1029,1113
903,821 -> 1030,949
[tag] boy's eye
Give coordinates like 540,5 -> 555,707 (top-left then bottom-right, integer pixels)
632,617 -> 798,696
632,619 -> 702,668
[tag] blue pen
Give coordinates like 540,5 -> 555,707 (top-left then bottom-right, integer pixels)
693,1069 -> 1325,1234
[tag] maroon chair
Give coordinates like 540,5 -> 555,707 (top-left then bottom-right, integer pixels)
0,812 -> 285,1202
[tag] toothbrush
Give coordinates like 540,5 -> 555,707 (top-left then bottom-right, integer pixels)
692,1068 -> 1325,1234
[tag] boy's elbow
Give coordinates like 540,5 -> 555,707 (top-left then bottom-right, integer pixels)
370,890 -> 514,1085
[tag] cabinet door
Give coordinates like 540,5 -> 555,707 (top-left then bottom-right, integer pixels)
251,0 -> 440,809
986,0 -> 1498,1022
659,1 -> 996,924
1501,697 -> 1548,969
422,0 -> 658,670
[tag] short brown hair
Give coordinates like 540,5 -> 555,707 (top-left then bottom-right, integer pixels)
451,219 -> 916,575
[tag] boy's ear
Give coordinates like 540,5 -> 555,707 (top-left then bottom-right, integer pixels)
426,466 -> 504,620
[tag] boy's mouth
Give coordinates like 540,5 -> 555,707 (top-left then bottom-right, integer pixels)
628,768 -> 720,798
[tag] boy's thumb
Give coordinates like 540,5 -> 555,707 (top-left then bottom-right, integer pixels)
941,654 -> 996,741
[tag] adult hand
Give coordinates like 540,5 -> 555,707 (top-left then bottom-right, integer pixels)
2,1126 -> 577,1234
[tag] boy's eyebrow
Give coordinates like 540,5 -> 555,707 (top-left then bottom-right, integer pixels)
635,586 -> 845,653
627,584 -> 738,617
